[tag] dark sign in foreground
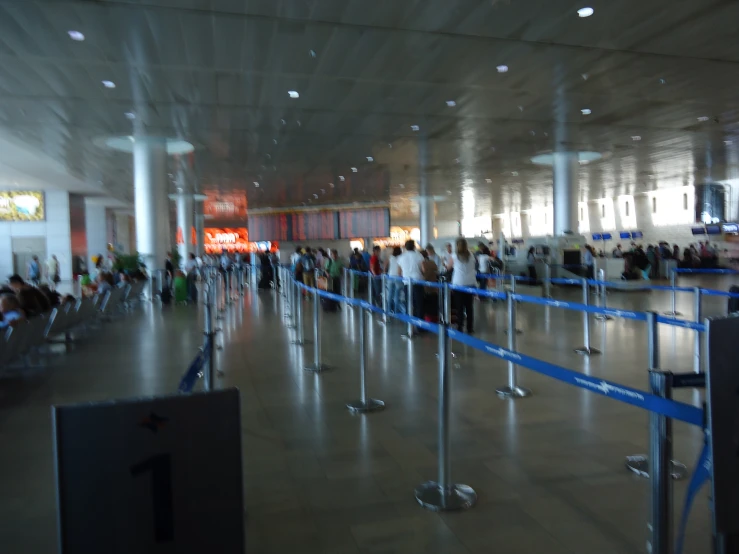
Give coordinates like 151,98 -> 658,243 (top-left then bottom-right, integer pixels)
52,388 -> 244,553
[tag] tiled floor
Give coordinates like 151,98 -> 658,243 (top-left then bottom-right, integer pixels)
1,275 -> 728,553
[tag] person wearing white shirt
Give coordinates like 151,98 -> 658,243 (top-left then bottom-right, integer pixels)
397,240 -> 424,319
476,247 -> 491,293
447,238 -> 477,333
385,246 -> 404,313
441,243 -> 454,273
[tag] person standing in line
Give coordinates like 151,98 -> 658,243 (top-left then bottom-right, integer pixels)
476,246 -> 491,292
446,238 -> 476,334
301,247 -> 317,291
397,240 -> 425,323
46,254 -> 60,291
441,243 -> 454,275
583,245 -> 595,280
526,246 -> 537,283
369,245 -> 383,306
425,244 -> 442,269
27,255 -> 41,286
385,246 -> 403,314
612,244 -> 624,258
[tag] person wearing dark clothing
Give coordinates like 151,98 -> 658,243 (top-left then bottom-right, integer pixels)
8,275 -> 51,316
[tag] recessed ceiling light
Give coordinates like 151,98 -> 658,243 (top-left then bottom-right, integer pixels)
485,178 -> 492,183
288,90 -> 299,98
329,183 -> 335,188
631,135 -> 642,141
518,106 -> 524,112
454,158 -> 460,163
309,49 -> 317,58
272,138 -> 278,144
398,183 -> 405,188
124,112 -> 136,120
296,120 -> 301,126
447,190 -> 452,195
496,65 -> 509,73
313,194 -> 318,199
366,156 -> 374,162
102,80 -> 116,89
68,30 -> 85,41
410,125 -> 420,131
388,143 -> 393,148
577,7 -> 594,17
339,176 -> 345,181
446,100 -> 456,107
511,171 -> 519,177
581,73 -> 589,80
724,140 -> 733,145
659,78 -> 666,85
697,116 -> 709,122
280,119 -> 286,125
351,167 -> 358,172
581,108 -> 592,115
253,182 -> 260,187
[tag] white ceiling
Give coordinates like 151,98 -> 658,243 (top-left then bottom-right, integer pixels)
0,0 -> 738,221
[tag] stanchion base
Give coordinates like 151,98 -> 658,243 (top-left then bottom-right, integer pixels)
414,482 -> 477,512
495,385 -> 532,398
435,352 -> 458,359
594,314 -> 613,321
304,363 -> 330,373
401,333 -> 415,340
504,329 -> 523,335
574,346 -> 602,355
624,455 -> 688,480
663,311 -> 682,316
346,398 -> 385,413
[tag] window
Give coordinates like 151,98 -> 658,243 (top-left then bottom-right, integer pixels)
652,197 -> 657,213
683,193 -> 688,210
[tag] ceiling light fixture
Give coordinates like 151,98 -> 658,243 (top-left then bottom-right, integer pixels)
309,49 -> 317,58
485,178 -> 492,183
351,167 -> 358,172
68,30 -> 85,41
272,139 -> 278,144
280,119 -> 286,125
581,73 -> 589,80
366,156 -> 374,162
410,125 -> 420,131
253,182 -> 260,187
659,78 -> 666,85
329,183 -> 335,188
288,90 -> 299,98
339,176 -> 345,181
124,112 -> 136,120
581,108 -> 592,115
446,100 -> 456,107
496,65 -> 509,73
724,140 -> 733,145
697,116 -> 709,122
577,7 -> 594,17
398,184 -> 405,188
102,80 -> 116,89
631,135 -> 642,141
511,171 -> 519,176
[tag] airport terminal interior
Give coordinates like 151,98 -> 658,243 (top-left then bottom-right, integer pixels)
1,1 -> 739,553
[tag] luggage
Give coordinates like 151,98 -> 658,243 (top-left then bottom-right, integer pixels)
321,296 -> 338,312
729,286 -> 739,313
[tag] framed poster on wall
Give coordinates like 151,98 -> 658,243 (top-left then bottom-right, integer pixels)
0,191 -> 45,221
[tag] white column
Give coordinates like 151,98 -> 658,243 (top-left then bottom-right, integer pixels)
419,196 -> 435,247
553,152 -> 579,236
46,191 -> 73,281
115,212 -> 132,253
175,194 -> 194,266
195,203 -> 205,256
85,200 -> 107,271
134,138 -> 170,271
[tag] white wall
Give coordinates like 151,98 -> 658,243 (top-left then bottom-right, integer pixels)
0,190 -> 73,280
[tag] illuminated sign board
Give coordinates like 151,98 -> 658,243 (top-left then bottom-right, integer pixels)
204,228 -> 249,253
0,191 -> 45,221
722,223 -> 739,234
203,193 -> 247,221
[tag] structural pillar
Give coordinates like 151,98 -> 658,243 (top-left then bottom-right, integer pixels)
134,137 -> 171,272
552,151 -> 579,236
173,170 -> 194,268
195,201 -> 205,256
417,133 -> 435,246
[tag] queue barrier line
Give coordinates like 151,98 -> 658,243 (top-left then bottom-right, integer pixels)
674,268 -> 738,275
178,335 -> 212,394
449,283 -> 507,300
447,328 -> 704,428
511,293 -> 647,322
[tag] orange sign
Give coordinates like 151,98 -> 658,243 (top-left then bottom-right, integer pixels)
204,227 -> 250,253
203,192 -> 247,220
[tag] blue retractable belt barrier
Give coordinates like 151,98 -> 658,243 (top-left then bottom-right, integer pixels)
512,293 -> 647,322
449,283 -> 506,300
550,278 -> 583,286
699,288 -> 739,298
676,443 -> 712,554
385,274 -> 443,289
178,336 -> 211,394
655,315 -> 706,332
675,268 -> 738,275
387,311 -> 439,333
447,329 -> 704,427
647,284 -> 696,293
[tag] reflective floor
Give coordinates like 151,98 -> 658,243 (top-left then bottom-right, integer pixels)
1,275 -> 730,553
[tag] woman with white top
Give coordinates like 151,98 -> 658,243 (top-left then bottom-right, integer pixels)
447,238 -> 477,333
476,246 -> 491,293
385,246 -> 404,314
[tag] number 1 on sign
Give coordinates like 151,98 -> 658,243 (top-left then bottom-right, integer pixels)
130,453 -> 174,542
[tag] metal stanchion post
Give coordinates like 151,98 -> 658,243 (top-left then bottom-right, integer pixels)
291,282 -> 305,345
380,274 -> 388,324
574,278 -> 601,355
543,263 -> 551,299
287,277 -> 298,329
347,304 -> 385,412
401,279 -> 414,339
202,282 -> 217,391
414,323 -> 476,511
349,270 -> 355,308
342,268 -> 348,299
504,275 -> 522,335
305,287 -> 330,372
625,312 -> 687,480
594,268 -> 613,321
647,370 -> 673,554
496,292 -> 531,398
664,269 -> 682,316
215,273 -> 223,319
693,287 -> 701,374
367,273 -> 373,306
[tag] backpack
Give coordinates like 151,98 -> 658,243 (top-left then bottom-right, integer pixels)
302,255 -> 315,272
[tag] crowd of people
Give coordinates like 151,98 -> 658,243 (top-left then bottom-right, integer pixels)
604,240 -> 723,280
0,274 -> 76,331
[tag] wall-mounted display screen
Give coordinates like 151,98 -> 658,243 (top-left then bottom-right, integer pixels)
592,234 -> 602,241
248,214 -> 289,241
338,208 -> 390,238
0,191 -> 45,221
619,231 -> 631,239
289,212 -> 338,241
602,233 -> 613,240
203,192 -> 247,221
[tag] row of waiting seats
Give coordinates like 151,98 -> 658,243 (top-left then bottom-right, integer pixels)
0,280 -> 148,372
